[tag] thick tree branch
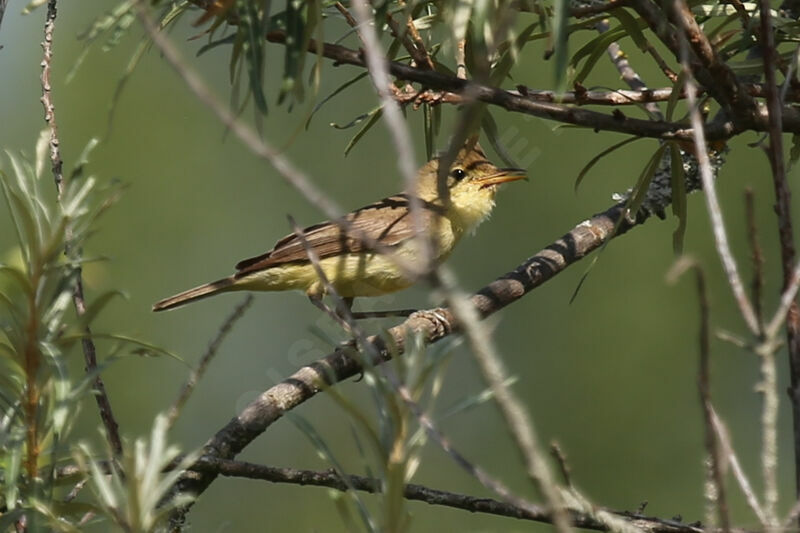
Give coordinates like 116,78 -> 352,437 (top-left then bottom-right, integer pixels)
265,31 -> 800,139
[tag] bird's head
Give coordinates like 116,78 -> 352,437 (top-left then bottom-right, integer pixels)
414,144 -> 527,231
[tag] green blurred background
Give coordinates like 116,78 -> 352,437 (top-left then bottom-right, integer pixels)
0,3 -> 796,531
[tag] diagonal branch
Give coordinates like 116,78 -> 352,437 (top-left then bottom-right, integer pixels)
191,457 -> 709,533
172,153 -> 711,509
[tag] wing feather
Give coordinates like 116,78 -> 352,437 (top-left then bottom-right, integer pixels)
234,195 -> 442,277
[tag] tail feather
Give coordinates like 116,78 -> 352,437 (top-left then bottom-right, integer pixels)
152,277 -> 236,312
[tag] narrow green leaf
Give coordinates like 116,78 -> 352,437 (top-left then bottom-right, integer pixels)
305,71 -> 367,129
573,28 -> 627,84
237,0 -> 269,113
344,108 -> 383,156
669,143 -> 688,254
790,134 -> 800,171
628,143 -> 669,217
610,8 -> 648,51
575,137 -> 642,192
70,138 -> 100,182
289,414 -> 378,533
77,290 -> 126,330
553,0 -> 569,91
481,112 -> 520,168
490,22 -> 538,86
666,70 -> 686,121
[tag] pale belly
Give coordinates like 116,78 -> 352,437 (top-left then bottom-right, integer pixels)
235,230 -> 460,298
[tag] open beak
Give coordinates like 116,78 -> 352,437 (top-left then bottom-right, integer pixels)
476,168 -> 528,189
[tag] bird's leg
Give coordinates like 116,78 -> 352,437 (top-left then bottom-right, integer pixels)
308,294 -> 354,333
338,296 -> 410,319
349,308 -> 418,319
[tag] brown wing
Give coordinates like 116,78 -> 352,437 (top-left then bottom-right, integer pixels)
234,195 -> 442,277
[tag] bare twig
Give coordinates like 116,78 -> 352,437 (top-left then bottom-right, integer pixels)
167,295 -> 254,428
401,5 -> 434,71
385,8 -> 434,70
596,19 -> 663,120
550,442 -> 574,488
760,0 -> 800,511
349,0 -> 431,270
745,189 -> 765,326
765,259 -> 800,340
710,408 -> 767,525
757,338 -> 780,528
675,7 -> 760,336
433,267 -> 571,532
670,259 -> 730,532
40,0 -> 123,457
455,38 -> 467,79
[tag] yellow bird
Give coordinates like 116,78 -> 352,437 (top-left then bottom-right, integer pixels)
152,144 -> 525,314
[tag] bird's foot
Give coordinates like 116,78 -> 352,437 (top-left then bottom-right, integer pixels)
409,308 -> 452,337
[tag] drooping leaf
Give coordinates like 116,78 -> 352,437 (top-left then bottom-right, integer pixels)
575,137 -> 642,192
481,112 -> 521,168
628,143 -> 669,218
669,142 -> 688,254
344,107 -> 384,156
610,8 -> 649,51
790,134 -> 800,172
236,0 -> 269,113
666,70 -> 687,121
552,0 -> 570,91
572,27 -> 627,84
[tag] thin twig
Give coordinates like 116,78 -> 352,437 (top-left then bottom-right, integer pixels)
745,189 -> 765,327
596,19 -> 663,120
400,3 -> 434,71
167,295 -> 254,428
349,0 -> 431,271
765,259 -> 800,339
760,0 -> 800,513
550,442 -> 574,488
710,408 -> 767,525
455,38 -> 467,80
675,5 -> 760,336
433,267 -> 571,532
385,8 -> 434,70
670,258 -> 730,532
284,215 -> 551,523
757,338 -> 780,528
40,0 -> 123,457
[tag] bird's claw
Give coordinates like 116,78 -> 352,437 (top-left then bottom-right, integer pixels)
409,308 -> 452,337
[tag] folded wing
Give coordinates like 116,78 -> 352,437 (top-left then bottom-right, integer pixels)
234,195 -> 442,277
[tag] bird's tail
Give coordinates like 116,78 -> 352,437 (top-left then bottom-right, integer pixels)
152,277 -> 237,312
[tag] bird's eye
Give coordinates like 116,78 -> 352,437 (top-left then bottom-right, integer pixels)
451,168 -> 466,180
